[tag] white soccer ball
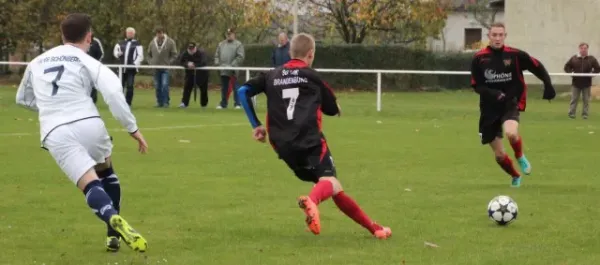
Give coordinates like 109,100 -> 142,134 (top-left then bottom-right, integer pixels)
487,195 -> 518,225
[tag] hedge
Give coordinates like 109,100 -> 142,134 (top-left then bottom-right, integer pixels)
132,44 -> 475,91
243,44 -> 475,91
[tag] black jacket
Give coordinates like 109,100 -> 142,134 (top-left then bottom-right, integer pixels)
88,36 -> 104,61
179,49 -> 208,74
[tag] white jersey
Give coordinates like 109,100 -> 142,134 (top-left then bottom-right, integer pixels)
16,44 -> 138,144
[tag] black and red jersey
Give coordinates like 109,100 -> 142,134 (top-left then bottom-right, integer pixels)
238,59 -> 339,151
470,45 -> 554,113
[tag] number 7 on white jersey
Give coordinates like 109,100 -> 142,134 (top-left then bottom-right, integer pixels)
282,87 -> 299,120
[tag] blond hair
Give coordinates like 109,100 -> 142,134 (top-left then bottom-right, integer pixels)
290,33 -> 316,59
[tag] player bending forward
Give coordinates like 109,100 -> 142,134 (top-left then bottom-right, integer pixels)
237,33 -> 391,239
470,22 -> 556,187
15,13 -> 148,252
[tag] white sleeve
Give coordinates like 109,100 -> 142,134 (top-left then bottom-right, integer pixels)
15,64 -> 38,111
95,38 -> 105,61
88,62 -> 138,133
113,44 -> 120,59
135,46 -> 143,66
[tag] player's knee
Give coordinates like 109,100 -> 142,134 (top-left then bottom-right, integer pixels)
94,157 -> 113,178
505,131 -> 519,142
320,176 -> 343,194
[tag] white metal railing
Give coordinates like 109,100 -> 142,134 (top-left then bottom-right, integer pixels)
2,61 -> 597,112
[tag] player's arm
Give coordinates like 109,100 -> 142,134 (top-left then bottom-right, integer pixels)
319,81 -> 340,116
238,73 -> 267,128
563,56 -> 574,73
87,63 -> 138,133
591,56 -> 600,73
113,44 -> 120,59
517,50 -> 556,100
15,64 -> 38,111
470,56 -> 503,101
95,38 -> 105,61
135,45 -> 144,66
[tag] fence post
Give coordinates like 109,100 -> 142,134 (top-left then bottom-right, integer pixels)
377,72 -> 382,112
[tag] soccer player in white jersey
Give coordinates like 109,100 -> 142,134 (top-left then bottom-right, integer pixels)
15,13 -> 148,252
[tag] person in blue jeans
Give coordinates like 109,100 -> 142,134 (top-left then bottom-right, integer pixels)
147,27 -> 178,108
214,28 -> 245,109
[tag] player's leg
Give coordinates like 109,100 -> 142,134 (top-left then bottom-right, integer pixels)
568,86 -> 581,119
503,111 -> 530,175
582,86 -> 591,119
77,119 -> 147,252
124,72 -> 135,106
196,71 -> 209,107
481,117 -> 521,187
218,75 -> 229,109
181,73 -> 194,108
296,145 -> 391,239
162,70 -> 171,107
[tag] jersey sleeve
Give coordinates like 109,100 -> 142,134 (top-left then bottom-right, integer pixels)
517,50 -> 552,85
15,64 -> 38,111
85,59 -> 138,133
470,55 -> 502,101
319,81 -> 339,116
238,72 -> 267,128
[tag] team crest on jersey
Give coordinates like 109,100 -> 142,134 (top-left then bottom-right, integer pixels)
503,59 -> 512,66
480,58 -> 490,63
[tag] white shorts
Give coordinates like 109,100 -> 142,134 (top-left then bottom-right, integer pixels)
43,118 -> 113,185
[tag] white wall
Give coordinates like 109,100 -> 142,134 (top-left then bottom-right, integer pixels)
506,0 -> 600,85
428,11 -> 505,52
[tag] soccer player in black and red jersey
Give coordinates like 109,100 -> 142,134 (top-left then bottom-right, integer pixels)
237,33 -> 391,239
471,22 -> 556,187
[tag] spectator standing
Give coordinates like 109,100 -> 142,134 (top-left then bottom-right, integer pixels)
179,42 -> 209,108
271,32 -> 291,67
147,27 -> 178,108
564,42 -> 600,119
113,27 -> 143,106
88,34 -> 104,103
214,28 -> 245,109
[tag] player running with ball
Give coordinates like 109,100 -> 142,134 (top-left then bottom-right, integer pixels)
237,33 -> 391,239
470,22 -> 556,187
15,13 -> 148,252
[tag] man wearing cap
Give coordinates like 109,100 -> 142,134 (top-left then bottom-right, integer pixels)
179,42 -> 209,108
147,27 -> 178,108
214,28 -> 245,109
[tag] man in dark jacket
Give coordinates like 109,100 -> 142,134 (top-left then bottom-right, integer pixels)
179,42 -> 209,108
271,32 -> 291,67
564,42 -> 600,119
88,35 -> 104,103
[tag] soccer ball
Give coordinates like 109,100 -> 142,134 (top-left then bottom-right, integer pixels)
487,195 -> 518,225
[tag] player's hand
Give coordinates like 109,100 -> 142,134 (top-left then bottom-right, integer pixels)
543,84 -> 556,101
130,130 -> 148,154
253,126 -> 267,143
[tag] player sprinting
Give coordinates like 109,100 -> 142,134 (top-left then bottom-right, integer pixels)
237,33 -> 391,239
15,13 -> 148,252
470,22 -> 556,187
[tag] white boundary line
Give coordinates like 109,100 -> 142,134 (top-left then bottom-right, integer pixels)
0,123 -> 247,137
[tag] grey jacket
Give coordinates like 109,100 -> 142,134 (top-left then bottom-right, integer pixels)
147,35 -> 178,68
214,39 -> 244,76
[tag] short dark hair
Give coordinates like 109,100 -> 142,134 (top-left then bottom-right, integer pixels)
155,27 -> 164,34
580,42 -> 589,48
60,13 -> 92,43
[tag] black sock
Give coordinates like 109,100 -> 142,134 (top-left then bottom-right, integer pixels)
83,180 -> 117,224
98,167 -> 121,237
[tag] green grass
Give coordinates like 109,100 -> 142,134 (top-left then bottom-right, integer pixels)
0,87 -> 599,265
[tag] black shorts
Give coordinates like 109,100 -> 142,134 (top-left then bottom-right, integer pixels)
479,107 -> 520,145
276,142 -> 337,183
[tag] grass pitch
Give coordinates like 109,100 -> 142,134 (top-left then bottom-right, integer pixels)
0,87 -> 598,265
